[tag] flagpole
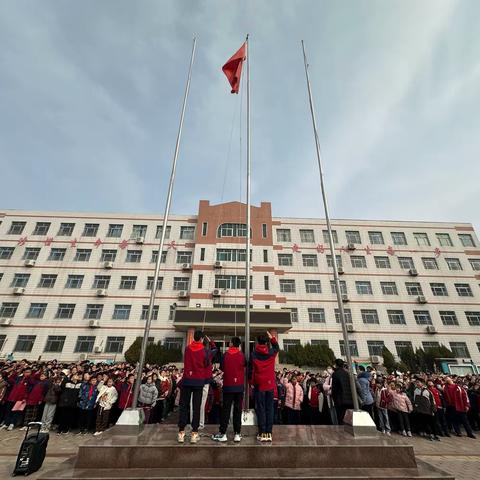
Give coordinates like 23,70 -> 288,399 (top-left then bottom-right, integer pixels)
301,40 -> 359,412
130,37 -> 197,410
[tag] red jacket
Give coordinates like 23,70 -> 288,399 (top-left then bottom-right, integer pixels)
27,380 -> 49,405
309,385 -> 320,408
428,387 -> 443,409
7,375 -> 33,402
182,340 -> 215,388
118,382 -> 134,410
444,383 -> 470,413
221,347 -> 246,393
248,337 -> 279,392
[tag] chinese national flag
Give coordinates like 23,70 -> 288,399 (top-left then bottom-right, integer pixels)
222,42 -> 247,94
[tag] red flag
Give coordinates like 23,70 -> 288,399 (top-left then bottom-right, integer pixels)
222,42 -> 247,94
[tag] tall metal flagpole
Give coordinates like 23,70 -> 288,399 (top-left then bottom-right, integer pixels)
301,40 -> 360,412
244,34 -> 251,411
131,37 -> 197,409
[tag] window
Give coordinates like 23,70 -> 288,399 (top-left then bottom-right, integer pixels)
82,223 -> 99,237
350,256 -> 367,268
93,275 -> 110,289
326,255 -> 343,268
283,339 -> 301,352
101,249 -> 117,262
151,250 -> 167,263
198,274 -> 204,289
0,247 -> 14,260
58,223 -> 75,236
422,257 -> 438,270
23,247 -> 40,260
430,283 -> 448,296
8,222 -> 26,235
422,341 -> 440,351
368,231 -> 384,245
406,282 -> 423,296
335,308 -> 352,323
330,280 -> 347,295
11,273 -> 30,288
388,310 -> 406,325
0,335 -> 6,351
112,305 -> 131,320
125,250 -> 142,263
278,254 -> 293,266
164,337 -> 183,350
177,251 -> 193,264
44,336 -> 66,353
468,259 -> 480,271
356,281 -> 373,295
38,274 -> 57,288
48,248 -> 66,261
216,248 -> 249,262
305,280 -> 321,293
264,276 -> 269,290
466,312 -> 480,326
173,277 -> 190,291
381,282 -> 398,295
263,249 -> 268,263
84,304 -> 103,319
119,276 -> 137,290
445,258 -> 462,271
440,311 -> 458,326
276,229 -> 291,242
436,233 -> 453,247
339,340 -> 358,357
141,305 -> 159,320
367,341 -> 385,356
27,303 -> 47,319
398,257 -> 415,269
346,230 -> 361,244
395,341 -> 413,356
74,249 -> 92,261
391,232 -> 407,245
56,304 -> 75,319
213,275 -> 251,290
323,230 -> 338,244
414,310 -> 432,325
107,224 -> 123,238
14,335 -> 36,352
361,309 -> 379,324
146,277 -> 164,290
302,254 -> 318,267
200,248 -> 206,262
105,337 -> 125,354
74,336 -> 95,353
180,226 -> 195,240
65,275 -> 84,289
458,234 -> 475,247
308,308 -> 325,323
450,342 -> 470,358
279,279 -> 296,293
311,340 -> 329,348
131,224 -> 147,238
262,223 -> 267,239
374,256 -> 391,269
32,222 -> 50,235
414,233 -> 430,246
300,229 -> 315,243
0,302 -> 19,318
201,222 -> 208,236
156,225 -> 171,239
455,283 -> 473,297
283,307 -> 298,323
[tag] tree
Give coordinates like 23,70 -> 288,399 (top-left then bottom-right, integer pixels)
124,338 -> 182,365
381,346 -> 397,373
284,343 -> 335,369
124,338 -> 142,364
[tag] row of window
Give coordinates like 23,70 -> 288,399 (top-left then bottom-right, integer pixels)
276,229 -> 476,248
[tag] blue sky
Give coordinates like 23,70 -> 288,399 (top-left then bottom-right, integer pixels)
1,0 -> 479,232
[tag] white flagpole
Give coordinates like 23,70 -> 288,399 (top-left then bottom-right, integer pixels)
301,40 -> 360,412
131,37 -> 197,410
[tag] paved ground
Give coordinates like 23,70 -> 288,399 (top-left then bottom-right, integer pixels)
0,428 -> 479,479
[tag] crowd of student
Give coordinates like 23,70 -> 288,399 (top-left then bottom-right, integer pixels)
0,335 -> 479,445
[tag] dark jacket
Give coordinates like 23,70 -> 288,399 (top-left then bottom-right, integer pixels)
331,367 -> 358,407
44,380 -> 62,404
78,382 -> 99,410
221,347 -> 246,393
413,387 -> 435,416
248,338 -> 279,392
58,379 -> 81,408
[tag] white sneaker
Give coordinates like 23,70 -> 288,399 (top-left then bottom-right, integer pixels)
19,426 -> 27,431
177,431 -> 185,443
190,432 -> 200,444
0,424 -> 6,430
93,431 -> 102,436
7,424 -> 14,431
386,431 -> 391,436
212,433 -> 227,442
234,433 -> 242,443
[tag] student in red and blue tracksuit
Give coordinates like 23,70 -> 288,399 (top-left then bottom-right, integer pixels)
249,331 -> 279,442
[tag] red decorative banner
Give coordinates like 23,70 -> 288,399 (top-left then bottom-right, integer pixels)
167,241 -> 177,250
44,237 -> 53,246
94,238 -> 103,248
386,245 -> 395,256
70,239 -> 77,248
434,247 -> 441,258
17,237 -> 27,246
292,243 -> 301,253
119,239 -> 128,250
365,245 -> 372,255
316,244 -> 325,254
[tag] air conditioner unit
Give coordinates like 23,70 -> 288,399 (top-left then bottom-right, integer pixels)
346,324 -> 354,333
341,295 -> 349,303
104,261 -> 114,269
337,267 -> 344,275
24,259 -> 36,267
182,263 -> 192,271
13,287 -> 25,295
178,290 -> 188,298
0,318 -> 11,327
93,346 -> 102,353
426,326 -> 437,334
409,268 -> 418,277
96,289 -> 107,297
370,355 -> 382,364
213,261 -> 223,269
212,289 -> 222,297
89,320 -> 100,328
135,236 -> 144,245
417,295 -> 427,304
347,243 -> 356,251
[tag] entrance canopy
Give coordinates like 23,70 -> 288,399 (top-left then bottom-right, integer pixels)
173,307 -> 292,335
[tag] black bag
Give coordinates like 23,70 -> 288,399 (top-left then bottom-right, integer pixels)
13,422 -> 49,476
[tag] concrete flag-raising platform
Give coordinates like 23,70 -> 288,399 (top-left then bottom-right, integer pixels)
39,424 -> 453,480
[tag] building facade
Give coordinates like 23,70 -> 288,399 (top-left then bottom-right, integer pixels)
0,200 -> 480,368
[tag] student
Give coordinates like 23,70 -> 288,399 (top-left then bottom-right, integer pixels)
40,375 -> 62,432
212,336 -> 246,443
57,373 -> 81,434
443,377 -> 476,439
78,377 -> 99,434
22,371 -> 49,429
138,375 -> 158,424
391,383 -> 413,436
283,375 -> 304,425
249,331 -> 279,442
94,377 -> 118,436
413,378 -> 438,441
